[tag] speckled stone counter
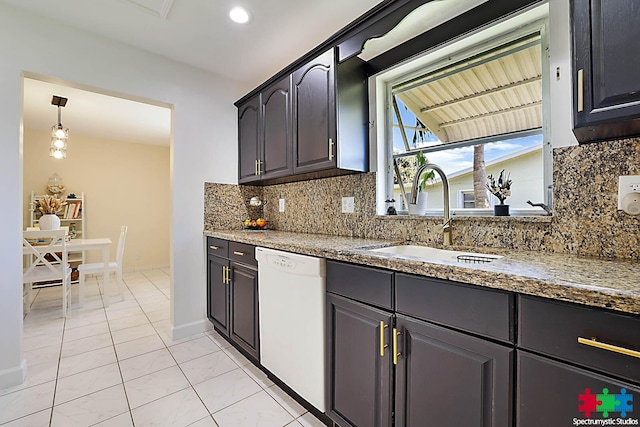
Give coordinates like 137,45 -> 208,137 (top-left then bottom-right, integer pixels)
203,229 -> 640,316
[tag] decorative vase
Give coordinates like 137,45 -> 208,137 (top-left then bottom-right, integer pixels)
39,214 -> 61,230
494,204 -> 510,216
408,192 -> 428,215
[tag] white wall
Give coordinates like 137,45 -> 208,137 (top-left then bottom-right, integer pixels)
0,3 -> 245,388
23,129 -> 171,269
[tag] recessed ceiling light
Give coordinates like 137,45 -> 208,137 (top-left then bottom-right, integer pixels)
229,6 -> 251,24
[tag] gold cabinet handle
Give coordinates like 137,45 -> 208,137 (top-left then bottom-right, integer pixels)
233,251 -> 245,256
328,138 -> 334,160
380,321 -> 389,356
393,328 -> 402,365
577,69 -> 584,112
578,337 -> 640,359
222,266 -> 231,284
210,245 -> 220,250
257,160 -> 263,175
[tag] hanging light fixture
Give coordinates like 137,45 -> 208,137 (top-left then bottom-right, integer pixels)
50,95 -> 68,159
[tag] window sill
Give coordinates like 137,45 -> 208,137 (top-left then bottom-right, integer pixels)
377,211 -> 553,223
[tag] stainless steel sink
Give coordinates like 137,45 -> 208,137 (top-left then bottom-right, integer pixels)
369,245 -> 503,264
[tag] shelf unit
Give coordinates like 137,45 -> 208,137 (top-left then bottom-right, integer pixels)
29,191 -> 85,287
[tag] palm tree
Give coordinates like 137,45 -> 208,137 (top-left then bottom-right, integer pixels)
473,145 -> 490,208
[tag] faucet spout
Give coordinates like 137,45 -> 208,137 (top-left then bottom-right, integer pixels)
410,162 -> 452,245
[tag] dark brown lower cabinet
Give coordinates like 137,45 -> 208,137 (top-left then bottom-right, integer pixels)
518,351 -> 640,426
206,238 -> 259,363
326,261 -> 515,427
326,293 -> 393,427
229,262 -> 259,361
207,254 -> 229,335
395,315 -> 513,427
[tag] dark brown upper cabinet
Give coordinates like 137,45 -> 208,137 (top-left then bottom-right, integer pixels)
292,48 -> 368,177
237,96 -> 260,183
238,48 -> 368,185
292,50 -> 336,174
238,76 -> 292,184
572,0 -> 640,143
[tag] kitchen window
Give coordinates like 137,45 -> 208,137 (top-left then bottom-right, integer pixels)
458,190 -> 478,209
374,6 -> 552,216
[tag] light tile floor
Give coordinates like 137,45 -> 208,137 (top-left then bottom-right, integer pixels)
3,270 -> 326,427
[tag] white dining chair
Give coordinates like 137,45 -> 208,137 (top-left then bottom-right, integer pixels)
23,229 -> 72,317
78,225 -> 127,306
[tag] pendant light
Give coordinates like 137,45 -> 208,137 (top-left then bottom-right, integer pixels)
50,95 -> 68,159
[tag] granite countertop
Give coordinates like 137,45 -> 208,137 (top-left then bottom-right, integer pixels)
204,229 -> 640,316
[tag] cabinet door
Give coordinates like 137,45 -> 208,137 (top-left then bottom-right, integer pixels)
207,255 -> 230,336
572,0 -> 640,142
326,293 -> 393,427
261,76 -> 292,180
518,351 -> 640,426
230,263 -> 259,361
292,49 -> 337,174
238,96 -> 261,183
395,315 -> 513,427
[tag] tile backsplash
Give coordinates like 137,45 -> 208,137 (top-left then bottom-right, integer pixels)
204,138 -> 640,259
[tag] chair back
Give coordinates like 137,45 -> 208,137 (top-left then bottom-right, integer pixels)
115,226 -> 128,265
23,229 -> 68,280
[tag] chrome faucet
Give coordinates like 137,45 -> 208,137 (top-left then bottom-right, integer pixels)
410,162 -> 452,246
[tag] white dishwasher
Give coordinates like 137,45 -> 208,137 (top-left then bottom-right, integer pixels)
255,247 -> 326,412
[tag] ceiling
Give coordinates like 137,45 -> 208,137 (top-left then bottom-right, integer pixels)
6,0 -> 383,85
23,78 -> 172,146
10,0 -> 383,146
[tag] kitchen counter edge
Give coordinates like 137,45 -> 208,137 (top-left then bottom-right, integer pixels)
203,230 -> 640,316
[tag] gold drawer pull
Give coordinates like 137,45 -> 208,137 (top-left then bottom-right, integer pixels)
210,245 -> 221,250
233,251 -> 245,256
380,321 -> 389,356
578,337 -> 640,359
393,328 -> 402,365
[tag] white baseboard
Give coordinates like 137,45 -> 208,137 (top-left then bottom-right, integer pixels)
0,359 -> 27,390
169,318 -> 212,341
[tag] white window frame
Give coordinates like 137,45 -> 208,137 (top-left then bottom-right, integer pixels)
371,4 -> 553,217
458,189 -> 477,209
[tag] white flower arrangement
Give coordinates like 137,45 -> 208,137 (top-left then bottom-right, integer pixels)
487,170 -> 512,204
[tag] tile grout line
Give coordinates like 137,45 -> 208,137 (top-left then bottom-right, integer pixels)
47,314 -> 67,427
17,270 -> 322,427
97,277 -> 135,427
11,273 -> 156,426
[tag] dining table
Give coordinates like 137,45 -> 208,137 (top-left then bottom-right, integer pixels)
23,237 -> 115,307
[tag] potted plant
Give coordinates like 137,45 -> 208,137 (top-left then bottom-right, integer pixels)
486,170 -> 512,216
408,151 -> 436,215
36,195 -> 67,230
